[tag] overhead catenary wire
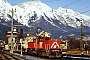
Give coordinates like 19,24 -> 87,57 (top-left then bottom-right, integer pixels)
80,9 -> 90,14
74,7 -> 90,15
61,0 -> 90,16
63,0 -> 81,8
75,6 -> 90,12
19,0 -> 90,18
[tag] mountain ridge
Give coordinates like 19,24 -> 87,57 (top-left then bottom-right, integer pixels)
0,0 -> 90,40
1,0 -> 90,27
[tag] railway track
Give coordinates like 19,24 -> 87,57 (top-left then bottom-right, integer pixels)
0,51 -> 25,60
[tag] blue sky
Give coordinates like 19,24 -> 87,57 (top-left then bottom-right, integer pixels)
7,0 -> 90,16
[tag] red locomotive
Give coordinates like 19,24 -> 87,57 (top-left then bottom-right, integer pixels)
27,31 -> 62,58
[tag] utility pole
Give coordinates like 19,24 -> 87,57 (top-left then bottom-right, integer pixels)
80,22 -> 84,54
10,8 -> 16,54
16,19 -> 18,50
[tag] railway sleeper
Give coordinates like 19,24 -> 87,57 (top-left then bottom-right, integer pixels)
2,51 -> 25,60
0,53 -> 6,60
3,54 -> 15,60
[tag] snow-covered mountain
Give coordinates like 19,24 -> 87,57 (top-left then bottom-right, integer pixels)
1,0 -> 90,27
0,0 -> 90,40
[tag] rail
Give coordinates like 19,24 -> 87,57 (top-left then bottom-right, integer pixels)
0,51 -> 25,60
